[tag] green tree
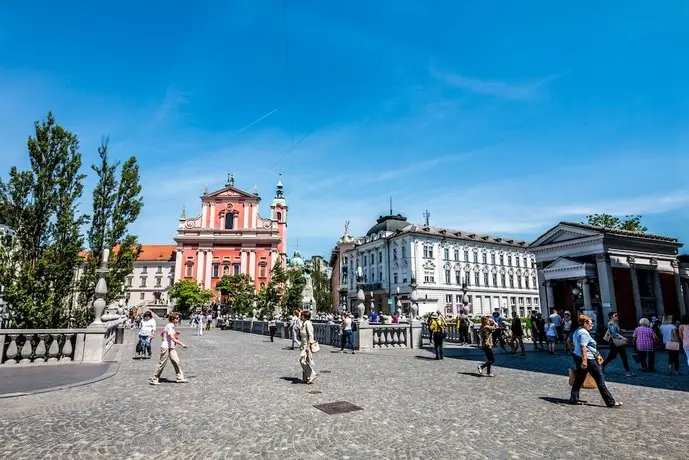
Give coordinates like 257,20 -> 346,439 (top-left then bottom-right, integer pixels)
75,141 -> 143,325
0,112 -> 88,328
311,258 -> 332,314
216,274 -> 256,316
168,280 -> 212,317
585,214 -> 648,233
284,267 -> 306,316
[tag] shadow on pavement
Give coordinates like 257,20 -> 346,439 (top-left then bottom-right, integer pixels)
414,356 -> 437,361
458,371 -> 482,378
280,377 -> 302,384
0,363 -> 114,397
441,348 -> 689,393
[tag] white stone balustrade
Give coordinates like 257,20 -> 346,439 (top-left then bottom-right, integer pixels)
225,319 -> 425,351
0,318 -> 125,365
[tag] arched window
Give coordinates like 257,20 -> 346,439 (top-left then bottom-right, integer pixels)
225,213 -> 234,230
276,211 -> 282,221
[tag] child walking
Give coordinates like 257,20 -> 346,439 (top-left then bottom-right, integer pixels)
149,312 -> 188,385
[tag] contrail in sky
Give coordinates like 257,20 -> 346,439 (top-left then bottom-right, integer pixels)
232,108 -> 278,137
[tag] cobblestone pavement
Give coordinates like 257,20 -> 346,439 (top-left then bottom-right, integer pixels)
0,327 -> 687,460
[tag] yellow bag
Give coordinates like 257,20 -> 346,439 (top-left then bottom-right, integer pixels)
568,368 -> 597,389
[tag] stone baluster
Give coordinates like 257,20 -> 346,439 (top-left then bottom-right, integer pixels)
47,335 -> 60,362
4,334 -> 18,364
19,334 -> 33,364
34,335 -> 47,363
61,333 -> 74,361
91,249 -> 110,325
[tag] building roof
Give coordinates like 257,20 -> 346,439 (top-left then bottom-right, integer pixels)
79,244 -> 176,262
366,214 -> 409,236
137,245 -> 176,262
559,221 -> 679,243
392,224 -> 530,248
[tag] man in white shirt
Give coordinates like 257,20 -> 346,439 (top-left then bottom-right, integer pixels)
290,310 -> 301,350
149,312 -> 188,385
550,308 -> 563,343
138,311 -> 156,358
340,314 -> 355,354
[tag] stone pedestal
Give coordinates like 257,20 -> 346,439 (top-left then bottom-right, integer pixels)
355,322 -> 373,350
82,325 -> 107,363
409,320 -> 423,349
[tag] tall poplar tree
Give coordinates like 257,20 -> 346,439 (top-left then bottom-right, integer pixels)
76,141 -> 142,325
0,112 -> 88,328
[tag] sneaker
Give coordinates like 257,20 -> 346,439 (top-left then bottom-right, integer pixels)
608,402 -> 622,408
352,351 -> 356,354
148,378 -> 160,386
176,378 -> 189,383
625,371 -> 636,377
307,374 -> 318,384
476,365 -> 483,376
486,373 -> 496,378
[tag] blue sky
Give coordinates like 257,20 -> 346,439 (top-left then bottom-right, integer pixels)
1,1 -> 689,258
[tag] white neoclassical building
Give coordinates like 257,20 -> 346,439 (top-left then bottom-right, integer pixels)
340,214 -> 540,317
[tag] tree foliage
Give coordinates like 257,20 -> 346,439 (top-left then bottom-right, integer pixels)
310,258 -> 332,314
168,280 -> 212,316
75,141 -> 143,325
585,214 -> 648,233
216,274 -> 256,316
0,113 -> 88,328
284,267 -> 306,316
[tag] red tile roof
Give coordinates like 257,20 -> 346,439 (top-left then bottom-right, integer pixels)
79,245 -> 176,262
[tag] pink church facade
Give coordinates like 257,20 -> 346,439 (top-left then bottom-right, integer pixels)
173,174 -> 288,295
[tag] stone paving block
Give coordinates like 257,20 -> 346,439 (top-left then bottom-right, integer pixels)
0,327 -> 686,459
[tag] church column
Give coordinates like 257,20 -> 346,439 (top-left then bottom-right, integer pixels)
219,213 -> 225,230
582,278 -> 592,311
249,204 -> 254,230
671,260 -> 686,316
205,249 -> 213,289
595,253 -> 617,318
196,250 -> 205,284
201,203 -> 208,229
243,203 -> 249,229
174,248 -> 183,281
240,249 -> 247,275
652,265 -> 665,317
546,281 -> 555,312
209,203 -> 215,230
683,280 -> 689,316
249,250 -> 256,281
627,257 -> 643,321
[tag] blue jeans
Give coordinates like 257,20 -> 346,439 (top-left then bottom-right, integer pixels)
341,330 -> 354,350
138,335 -> 152,356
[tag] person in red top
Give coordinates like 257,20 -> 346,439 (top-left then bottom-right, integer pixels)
633,318 -> 658,372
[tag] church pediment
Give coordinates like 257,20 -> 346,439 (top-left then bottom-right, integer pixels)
530,222 -> 602,248
205,185 -> 257,200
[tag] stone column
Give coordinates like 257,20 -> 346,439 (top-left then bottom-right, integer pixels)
249,204 -> 254,229
201,202 -> 208,229
582,278 -> 592,311
653,268 -> 665,317
628,257 -> 643,321
240,249 -> 247,275
196,250 -> 205,284
249,250 -> 256,281
243,203 -> 249,229
595,254 -> 616,318
209,203 -> 215,229
204,249 -> 213,288
671,260 -> 686,316
546,281 -> 555,312
683,281 -> 689,316
174,248 -> 183,281
219,213 -> 225,230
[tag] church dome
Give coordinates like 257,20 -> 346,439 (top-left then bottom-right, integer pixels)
366,214 -> 409,236
290,250 -> 305,268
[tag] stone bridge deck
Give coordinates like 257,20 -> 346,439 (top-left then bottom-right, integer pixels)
0,326 -> 686,459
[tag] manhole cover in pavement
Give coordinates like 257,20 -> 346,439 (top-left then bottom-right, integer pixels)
314,401 -> 363,415
319,370 -> 331,373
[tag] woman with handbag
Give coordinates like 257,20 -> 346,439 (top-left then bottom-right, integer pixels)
569,314 -> 621,408
602,312 -> 635,377
680,315 -> 689,369
659,316 -> 681,375
299,310 -> 318,384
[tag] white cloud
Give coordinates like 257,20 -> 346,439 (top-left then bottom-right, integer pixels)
429,66 -> 565,101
